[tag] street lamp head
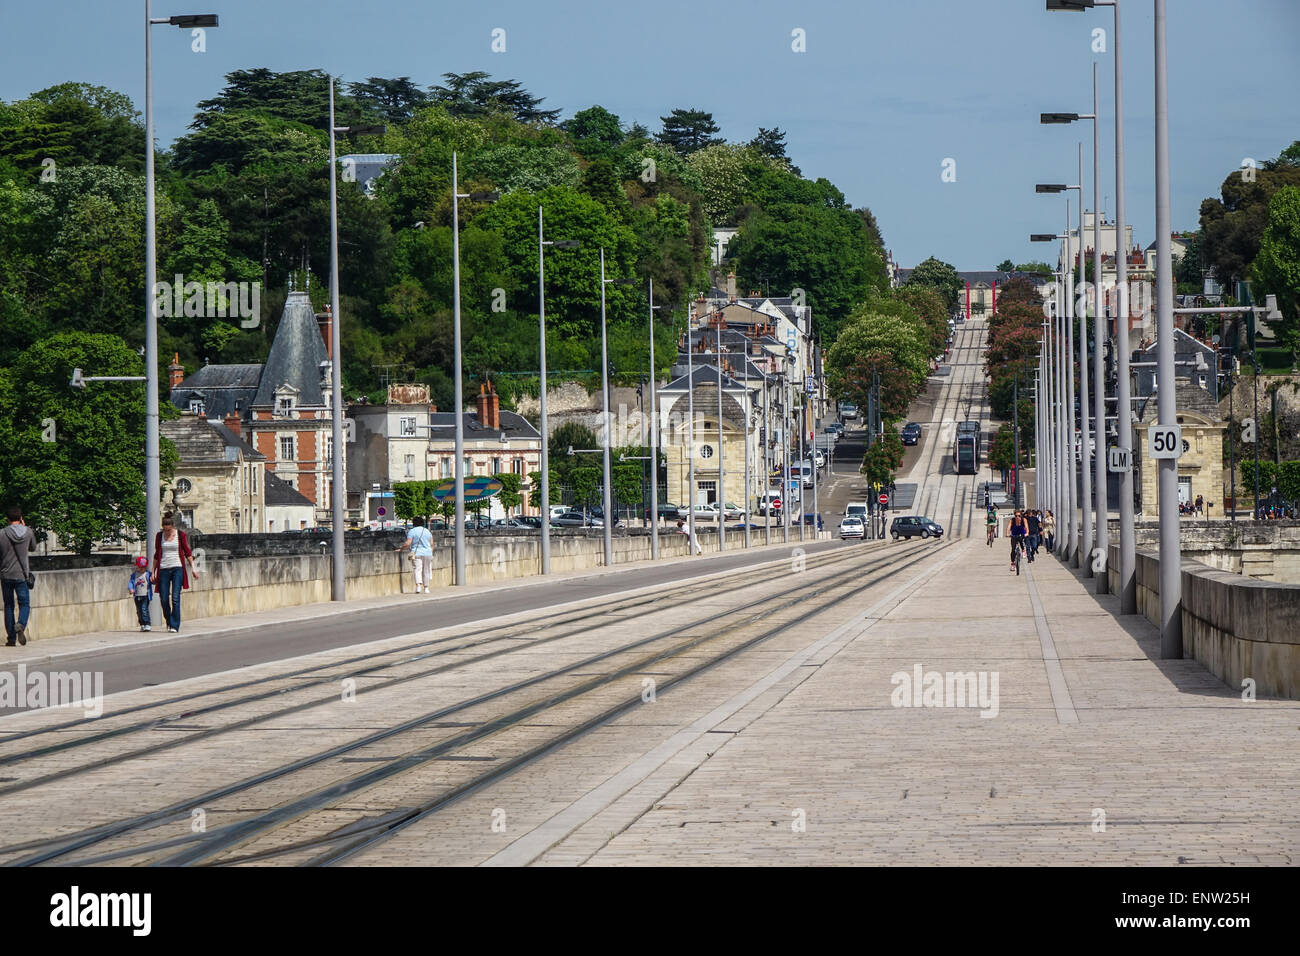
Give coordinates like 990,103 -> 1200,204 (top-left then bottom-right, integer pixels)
1046,0 -> 1093,10
1035,184 -> 1068,193
168,14 -> 218,27
1030,234 -> 1058,242
552,240 -> 581,249
1040,112 -> 1080,124
468,191 -> 500,202
344,124 -> 386,137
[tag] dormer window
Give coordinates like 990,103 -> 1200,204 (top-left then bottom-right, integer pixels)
189,398 -> 205,415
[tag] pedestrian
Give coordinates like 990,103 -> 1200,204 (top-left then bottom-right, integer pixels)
127,556 -> 153,632
0,506 -> 33,646
1026,509 -> 1041,560
152,512 -> 198,633
395,516 -> 434,593
1042,510 -> 1056,554
1195,494 -> 1204,516
676,519 -> 702,555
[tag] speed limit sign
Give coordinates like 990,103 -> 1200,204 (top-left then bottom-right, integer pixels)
1148,424 -> 1183,459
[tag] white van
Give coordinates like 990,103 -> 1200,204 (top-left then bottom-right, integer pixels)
845,502 -> 869,520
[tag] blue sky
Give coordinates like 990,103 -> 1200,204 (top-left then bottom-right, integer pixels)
4,0 -> 1299,270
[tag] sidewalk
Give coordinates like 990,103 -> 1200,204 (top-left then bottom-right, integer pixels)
1,536 -> 820,668
584,535 -> 1300,864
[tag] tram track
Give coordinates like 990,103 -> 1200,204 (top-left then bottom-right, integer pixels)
0,543 -> 872,790
0,538 -> 937,866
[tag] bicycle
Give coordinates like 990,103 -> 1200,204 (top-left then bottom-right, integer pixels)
1010,537 -> 1024,576
986,522 -> 997,547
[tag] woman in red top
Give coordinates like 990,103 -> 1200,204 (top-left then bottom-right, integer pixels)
152,512 -> 199,633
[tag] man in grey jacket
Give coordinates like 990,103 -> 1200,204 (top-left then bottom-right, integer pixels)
0,506 -> 32,646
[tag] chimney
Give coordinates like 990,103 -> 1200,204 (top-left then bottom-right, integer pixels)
726,272 -> 737,297
317,305 -> 332,359
223,409 -> 242,436
475,383 -> 489,427
168,353 -> 185,389
484,381 -> 500,430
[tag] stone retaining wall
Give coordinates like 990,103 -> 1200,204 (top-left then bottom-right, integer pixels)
1107,541 -> 1300,698
23,528 -> 796,642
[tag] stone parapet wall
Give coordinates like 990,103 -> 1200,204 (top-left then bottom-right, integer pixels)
1107,541 -> 1300,698
22,529 -> 771,642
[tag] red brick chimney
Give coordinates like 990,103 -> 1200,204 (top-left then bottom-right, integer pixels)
168,353 -> 185,389
476,381 -> 500,430
223,409 -> 242,436
317,305 -> 332,359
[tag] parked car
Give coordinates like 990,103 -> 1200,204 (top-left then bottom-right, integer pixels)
691,502 -> 719,520
715,501 -> 747,520
839,402 -> 859,421
901,422 -> 922,445
490,518 -> 525,528
890,515 -> 944,540
644,502 -> 681,520
551,510 -> 595,527
513,516 -> 543,528
839,516 -> 865,539
826,422 -> 845,437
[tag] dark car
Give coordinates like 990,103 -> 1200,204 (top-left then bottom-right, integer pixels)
901,422 -> 922,445
798,513 -> 824,531
645,502 -> 681,520
890,515 -> 943,540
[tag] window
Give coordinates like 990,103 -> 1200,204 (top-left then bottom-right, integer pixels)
324,436 -> 333,467
232,511 -> 240,532
279,436 -> 294,461
440,457 -> 451,479
251,467 -> 258,494
464,456 -> 473,476
697,480 -> 717,505
491,457 -> 502,475
512,456 -> 525,474
400,416 -> 417,437
275,395 -> 295,417
404,453 -> 415,478
189,399 -> 205,414
174,478 -> 192,497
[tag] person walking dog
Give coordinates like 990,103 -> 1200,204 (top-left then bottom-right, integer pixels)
152,512 -> 198,633
0,506 -> 33,646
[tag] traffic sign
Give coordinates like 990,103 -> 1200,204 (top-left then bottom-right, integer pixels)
377,506 -> 387,517
878,493 -> 889,505
1147,424 -> 1183,460
1107,447 -> 1132,474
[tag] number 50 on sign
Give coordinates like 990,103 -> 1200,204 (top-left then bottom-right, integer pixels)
1148,424 -> 1183,459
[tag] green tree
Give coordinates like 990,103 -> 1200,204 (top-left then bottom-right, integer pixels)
827,310 -> 931,393
1198,146 -> 1300,291
563,106 -> 624,159
0,333 -> 177,554
493,472 -> 523,512
1250,185 -> 1300,356
905,256 -> 963,315
861,431 -> 904,488
393,480 -> 437,523
996,259 -> 1015,272
347,77 -> 429,124
429,72 -> 560,124
656,108 -> 723,155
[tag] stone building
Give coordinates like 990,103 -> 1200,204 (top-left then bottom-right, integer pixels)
159,415 -> 266,533
1132,377 -> 1227,515
170,289 -> 343,527
264,472 -> 316,532
425,382 -> 543,518
347,383 -> 439,525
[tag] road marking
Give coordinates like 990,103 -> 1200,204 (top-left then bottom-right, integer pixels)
1025,563 -> 1080,725
481,544 -> 964,867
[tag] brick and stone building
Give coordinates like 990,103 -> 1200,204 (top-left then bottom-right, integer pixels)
159,415 -> 266,533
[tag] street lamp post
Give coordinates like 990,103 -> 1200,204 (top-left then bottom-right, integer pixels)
685,305 -> 697,552
648,279 -> 661,559
144,5 -> 218,613
715,312 -> 726,552
598,248 -> 614,566
537,213 -> 580,573
327,84 -> 384,600
1153,0 -> 1181,657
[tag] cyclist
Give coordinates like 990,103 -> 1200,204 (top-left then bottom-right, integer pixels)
1008,510 -> 1028,572
985,506 -> 998,547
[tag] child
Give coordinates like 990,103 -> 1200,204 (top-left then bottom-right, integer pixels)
128,556 -> 153,632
